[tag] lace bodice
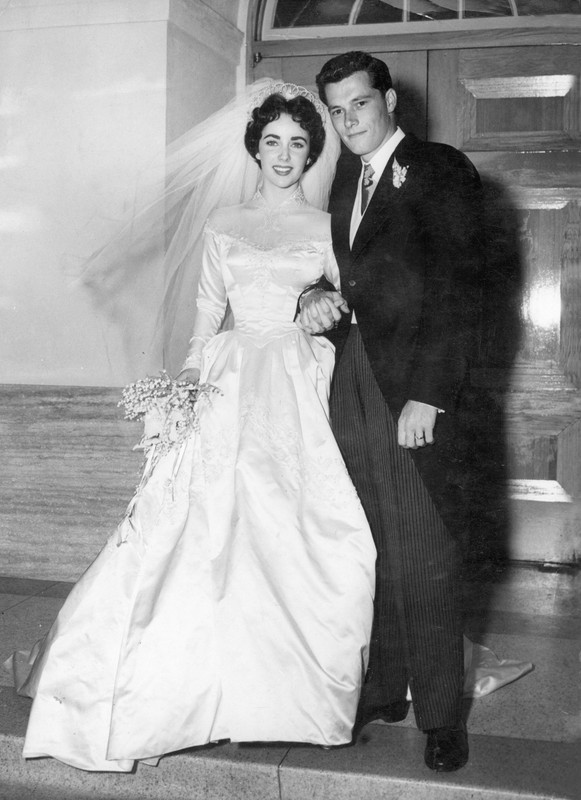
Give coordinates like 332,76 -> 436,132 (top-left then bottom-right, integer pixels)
182,194 -> 339,370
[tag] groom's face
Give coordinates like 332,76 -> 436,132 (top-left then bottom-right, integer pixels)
325,71 -> 396,160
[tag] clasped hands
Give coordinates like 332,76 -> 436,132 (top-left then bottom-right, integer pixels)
298,288 -> 349,335
298,289 -> 437,450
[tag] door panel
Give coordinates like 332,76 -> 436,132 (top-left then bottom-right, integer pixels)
436,47 -> 580,150
430,46 -> 581,563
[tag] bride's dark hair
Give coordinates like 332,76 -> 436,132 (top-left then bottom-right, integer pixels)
244,93 -> 326,172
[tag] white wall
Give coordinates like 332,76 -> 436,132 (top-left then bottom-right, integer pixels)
0,0 -> 243,387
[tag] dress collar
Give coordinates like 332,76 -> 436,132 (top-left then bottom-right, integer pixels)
253,183 -> 307,209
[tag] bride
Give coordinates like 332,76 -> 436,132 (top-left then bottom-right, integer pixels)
14,83 -> 377,771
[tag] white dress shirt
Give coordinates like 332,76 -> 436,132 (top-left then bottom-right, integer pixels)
349,126 -> 406,248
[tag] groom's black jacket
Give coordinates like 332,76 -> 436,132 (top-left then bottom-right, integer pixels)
317,134 -> 486,545
326,133 -> 484,418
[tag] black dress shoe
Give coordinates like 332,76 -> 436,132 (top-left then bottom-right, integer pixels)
353,699 -> 410,739
424,722 -> 468,772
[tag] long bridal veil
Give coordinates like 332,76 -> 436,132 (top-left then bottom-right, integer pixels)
74,78 -> 340,375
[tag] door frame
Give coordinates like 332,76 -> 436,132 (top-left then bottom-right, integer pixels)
246,2 -> 581,80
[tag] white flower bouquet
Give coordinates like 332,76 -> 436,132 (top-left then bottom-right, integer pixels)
119,371 -> 221,456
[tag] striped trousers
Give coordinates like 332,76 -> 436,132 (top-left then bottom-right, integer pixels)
330,325 -> 464,731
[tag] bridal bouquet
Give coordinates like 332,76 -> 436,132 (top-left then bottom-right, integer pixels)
120,371 -> 221,455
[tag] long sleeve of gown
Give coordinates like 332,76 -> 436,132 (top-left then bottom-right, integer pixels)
323,241 -> 341,291
181,226 -> 227,372
296,240 -> 340,315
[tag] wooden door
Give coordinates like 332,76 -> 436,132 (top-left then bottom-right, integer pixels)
429,46 -> 581,563
252,44 -> 581,565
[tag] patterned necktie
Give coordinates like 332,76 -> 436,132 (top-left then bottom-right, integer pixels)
360,162 -> 375,215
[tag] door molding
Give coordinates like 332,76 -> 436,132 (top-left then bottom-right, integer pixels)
247,4 -> 581,72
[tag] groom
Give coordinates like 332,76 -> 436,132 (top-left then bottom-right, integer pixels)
300,51 -> 484,772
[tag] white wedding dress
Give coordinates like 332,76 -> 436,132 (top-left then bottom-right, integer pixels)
16,194 -> 377,771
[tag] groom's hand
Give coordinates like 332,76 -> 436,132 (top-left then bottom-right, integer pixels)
298,290 -> 349,334
398,400 -> 438,449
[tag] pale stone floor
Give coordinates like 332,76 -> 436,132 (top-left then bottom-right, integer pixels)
0,563 -> 579,799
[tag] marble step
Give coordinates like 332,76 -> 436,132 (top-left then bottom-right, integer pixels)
0,567 -> 578,800
0,688 -> 577,800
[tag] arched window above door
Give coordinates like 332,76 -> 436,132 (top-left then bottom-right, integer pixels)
260,0 -> 580,39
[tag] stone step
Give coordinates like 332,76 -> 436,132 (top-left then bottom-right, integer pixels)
0,687 -> 577,800
1,566 -> 578,799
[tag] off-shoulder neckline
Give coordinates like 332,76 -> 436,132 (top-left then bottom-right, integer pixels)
204,222 -> 332,253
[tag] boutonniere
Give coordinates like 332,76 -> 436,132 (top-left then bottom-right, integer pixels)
392,158 -> 408,189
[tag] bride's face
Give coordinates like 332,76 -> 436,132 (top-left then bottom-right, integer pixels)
257,113 -> 311,190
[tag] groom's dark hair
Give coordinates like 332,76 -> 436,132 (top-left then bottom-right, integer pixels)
316,51 -> 392,106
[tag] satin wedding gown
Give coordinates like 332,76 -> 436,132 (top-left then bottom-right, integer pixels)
16,193 -> 377,771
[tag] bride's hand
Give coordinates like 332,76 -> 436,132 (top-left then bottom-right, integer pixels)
175,367 -> 200,386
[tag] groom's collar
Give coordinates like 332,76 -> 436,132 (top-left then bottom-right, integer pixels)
360,127 -> 405,182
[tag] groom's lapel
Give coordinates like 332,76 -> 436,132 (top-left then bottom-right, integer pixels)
331,158 -> 359,267
351,156 -> 398,262
350,135 -> 413,262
